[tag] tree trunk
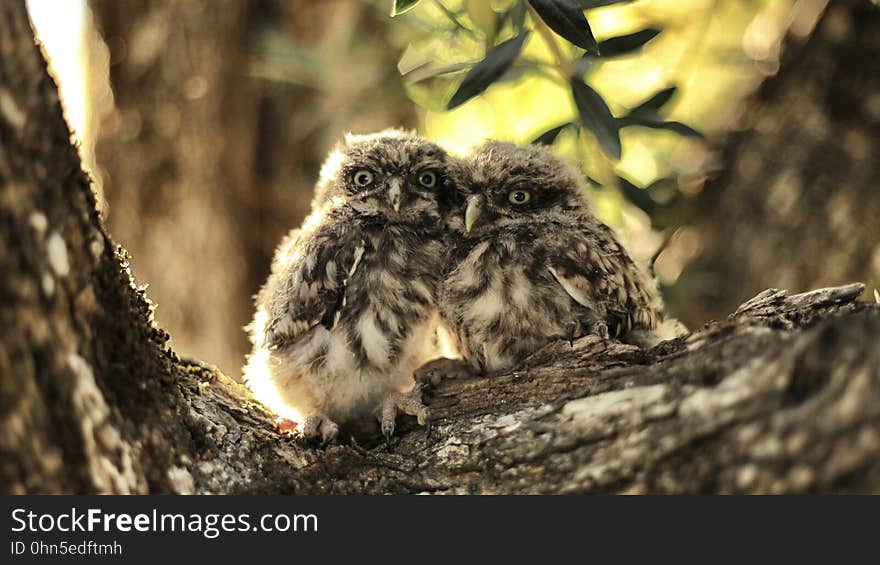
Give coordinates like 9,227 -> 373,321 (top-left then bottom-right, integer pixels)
671,0 -> 880,328
89,0 -> 416,377
87,0 -> 259,378
2,0 -> 879,494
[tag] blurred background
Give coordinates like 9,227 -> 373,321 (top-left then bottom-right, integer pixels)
25,0 -> 880,378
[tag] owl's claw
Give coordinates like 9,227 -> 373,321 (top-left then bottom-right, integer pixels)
566,322 -> 578,347
566,317 -> 609,346
376,387 -> 431,450
424,410 -> 432,440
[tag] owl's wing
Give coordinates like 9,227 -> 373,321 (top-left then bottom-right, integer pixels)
546,228 -> 655,336
263,230 -> 365,349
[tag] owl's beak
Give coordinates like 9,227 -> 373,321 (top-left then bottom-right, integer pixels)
388,177 -> 403,212
464,195 -> 482,233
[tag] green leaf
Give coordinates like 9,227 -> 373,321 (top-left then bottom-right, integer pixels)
391,0 -> 420,17
527,0 -> 598,54
596,28 -> 661,57
570,77 -> 621,158
447,32 -> 530,110
617,176 -> 656,215
577,0 -> 635,8
532,122 -> 575,145
617,176 -> 683,228
617,116 -> 705,138
628,86 -> 677,118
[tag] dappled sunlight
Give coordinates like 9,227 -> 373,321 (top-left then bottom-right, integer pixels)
405,0 -> 798,196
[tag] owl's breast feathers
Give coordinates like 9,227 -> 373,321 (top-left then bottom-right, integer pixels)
260,210 -> 443,367
441,218 -> 662,371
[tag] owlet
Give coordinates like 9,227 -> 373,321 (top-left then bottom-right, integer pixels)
244,130 -> 453,444
439,141 -> 664,374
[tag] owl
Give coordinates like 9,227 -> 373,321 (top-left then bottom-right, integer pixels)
243,129 -> 453,445
438,141 -> 664,375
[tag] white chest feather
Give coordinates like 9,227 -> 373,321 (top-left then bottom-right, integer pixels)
356,311 -> 391,368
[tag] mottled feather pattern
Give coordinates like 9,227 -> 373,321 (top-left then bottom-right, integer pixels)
244,130 -> 450,435
244,132 -> 666,441
439,141 -> 663,374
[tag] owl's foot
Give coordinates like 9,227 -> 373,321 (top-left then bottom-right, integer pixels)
592,320 -> 609,339
414,357 -> 473,388
377,388 -> 431,450
301,413 -> 339,445
565,318 -> 608,346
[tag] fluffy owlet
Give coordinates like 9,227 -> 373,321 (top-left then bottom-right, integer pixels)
243,130 -> 452,444
438,141 -> 664,374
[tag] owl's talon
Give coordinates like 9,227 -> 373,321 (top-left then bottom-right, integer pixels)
418,405 -> 432,439
563,316 -> 609,345
566,322 -> 578,347
376,387 -> 431,446
301,413 -> 339,446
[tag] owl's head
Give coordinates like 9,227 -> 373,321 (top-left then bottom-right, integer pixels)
313,129 -> 454,225
448,141 -> 591,237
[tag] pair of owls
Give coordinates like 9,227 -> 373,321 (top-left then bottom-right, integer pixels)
243,129 -> 663,445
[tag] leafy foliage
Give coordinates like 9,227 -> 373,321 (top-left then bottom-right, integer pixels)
570,77 -> 621,158
527,0 -> 598,54
594,28 -> 661,57
628,86 -> 678,118
576,0 -> 635,7
532,122 -> 574,145
391,0 -> 421,17
389,0 -> 707,224
447,32 -> 530,109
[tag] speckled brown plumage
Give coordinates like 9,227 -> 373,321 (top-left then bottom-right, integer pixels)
440,141 -> 664,374
243,130 -> 453,443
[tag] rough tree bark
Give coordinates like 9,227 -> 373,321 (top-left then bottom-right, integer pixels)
2,1 -> 879,494
672,0 -> 880,328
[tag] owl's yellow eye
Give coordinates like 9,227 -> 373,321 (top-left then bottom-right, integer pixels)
353,170 -> 374,187
418,171 -> 437,188
508,190 -> 531,204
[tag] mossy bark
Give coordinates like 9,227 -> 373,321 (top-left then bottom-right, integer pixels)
2,0 -> 879,494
